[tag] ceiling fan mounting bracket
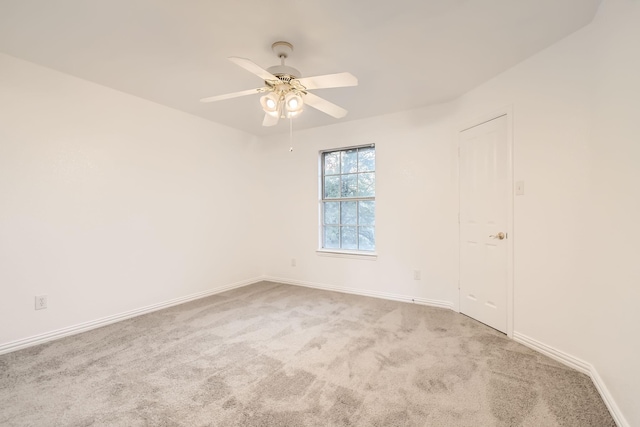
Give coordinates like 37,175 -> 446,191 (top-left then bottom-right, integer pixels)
267,41 -> 301,80
271,41 -> 293,59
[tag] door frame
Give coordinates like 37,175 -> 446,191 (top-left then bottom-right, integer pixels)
456,106 -> 514,338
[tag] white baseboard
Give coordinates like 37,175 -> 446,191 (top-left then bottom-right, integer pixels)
589,368 -> 629,427
513,332 -> 628,427
512,332 -> 591,375
0,276 -> 627,426
269,277 -> 625,427
0,276 -> 264,356
264,276 -> 454,310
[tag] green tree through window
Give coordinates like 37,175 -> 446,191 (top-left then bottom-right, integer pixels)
321,146 -> 375,251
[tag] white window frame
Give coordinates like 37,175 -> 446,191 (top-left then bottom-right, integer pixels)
317,144 -> 377,258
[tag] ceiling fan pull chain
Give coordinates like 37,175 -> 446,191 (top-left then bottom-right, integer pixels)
289,117 -> 294,152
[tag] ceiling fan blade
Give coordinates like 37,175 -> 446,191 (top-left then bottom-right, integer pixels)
295,72 -> 358,90
262,113 -> 280,127
199,88 -> 262,103
303,92 -> 348,119
229,57 -> 279,81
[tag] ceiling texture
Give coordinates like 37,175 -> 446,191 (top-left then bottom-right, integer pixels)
0,0 -> 601,136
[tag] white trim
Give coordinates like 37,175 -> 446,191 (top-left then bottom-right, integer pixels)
315,249 -> 378,260
505,106 -> 515,339
513,331 -> 590,374
319,142 -> 375,154
590,367 -> 629,427
0,276 -> 264,356
0,275 -> 628,425
264,276 -> 453,310
513,332 -> 629,427
457,105 -> 515,338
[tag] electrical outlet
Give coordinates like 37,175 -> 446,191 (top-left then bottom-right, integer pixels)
291,258 -> 297,267
413,270 -> 421,280
35,295 -> 48,310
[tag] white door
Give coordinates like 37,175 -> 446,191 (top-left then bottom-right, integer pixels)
459,115 -> 509,333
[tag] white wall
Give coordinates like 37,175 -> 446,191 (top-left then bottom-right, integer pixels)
1,0 -> 637,424
260,105 -> 459,306
588,0 -> 640,424
261,0 -> 639,424
0,53 -> 264,346
454,3 -> 597,366
455,1 -> 640,423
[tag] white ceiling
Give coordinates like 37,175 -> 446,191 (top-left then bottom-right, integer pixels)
0,0 -> 601,136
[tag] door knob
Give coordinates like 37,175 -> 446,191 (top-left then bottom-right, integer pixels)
490,232 -> 505,240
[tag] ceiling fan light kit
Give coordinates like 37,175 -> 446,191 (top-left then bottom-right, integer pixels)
200,41 -> 357,127
284,91 -> 304,116
260,92 -> 280,117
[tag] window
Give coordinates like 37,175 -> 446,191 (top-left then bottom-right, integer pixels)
320,145 -> 375,252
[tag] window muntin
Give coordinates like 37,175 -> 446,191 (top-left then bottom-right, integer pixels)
321,146 -> 375,252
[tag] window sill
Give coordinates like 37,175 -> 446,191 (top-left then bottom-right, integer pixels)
316,249 -> 378,260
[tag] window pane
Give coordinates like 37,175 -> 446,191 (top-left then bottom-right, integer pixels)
358,147 -> 375,172
321,146 -> 375,252
358,172 -> 375,197
324,226 -> 340,249
341,174 -> 357,198
358,201 -> 375,225
324,202 -> 340,225
358,226 -> 375,251
324,152 -> 340,175
324,176 -> 340,198
340,201 -> 357,225
341,150 -> 358,174
341,226 -> 357,250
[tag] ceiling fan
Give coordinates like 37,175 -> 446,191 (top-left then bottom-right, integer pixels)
200,41 -> 358,127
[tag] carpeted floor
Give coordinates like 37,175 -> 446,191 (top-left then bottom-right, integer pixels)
0,281 -> 615,426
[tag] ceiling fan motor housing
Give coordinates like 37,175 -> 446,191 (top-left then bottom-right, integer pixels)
266,65 -> 301,81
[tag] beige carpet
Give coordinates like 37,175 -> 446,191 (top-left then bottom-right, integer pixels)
0,281 -> 614,426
